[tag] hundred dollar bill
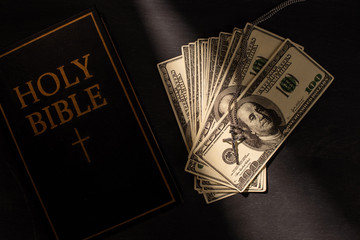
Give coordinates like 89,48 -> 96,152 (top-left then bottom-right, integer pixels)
200,167 -> 266,191
229,23 -> 304,88
188,43 -> 197,138
203,191 -> 237,204
157,56 -> 192,150
194,40 -> 204,132
201,40 -> 209,119
194,39 -> 334,192
186,158 -> 265,191
210,32 -> 232,100
206,37 -> 219,112
181,45 -> 192,127
200,179 -> 237,191
214,28 -> 242,103
194,177 -> 203,194
200,170 -> 266,193
208,29 -> 242,111
197,39 -> 208,123
202,186 -> 238,193
194,41 -> 199,131
200,179 -> 241,193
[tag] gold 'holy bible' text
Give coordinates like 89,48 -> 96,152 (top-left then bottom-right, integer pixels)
13,53 -> 108,136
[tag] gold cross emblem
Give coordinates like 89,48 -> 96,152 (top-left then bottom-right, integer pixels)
71,128 -> 91,163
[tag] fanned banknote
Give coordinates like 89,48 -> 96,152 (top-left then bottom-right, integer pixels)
194,39 -> 333,192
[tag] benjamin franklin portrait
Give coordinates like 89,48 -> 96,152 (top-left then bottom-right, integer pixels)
214,87 -> 285,151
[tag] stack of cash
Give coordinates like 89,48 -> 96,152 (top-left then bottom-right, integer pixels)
157,23 -> 333,203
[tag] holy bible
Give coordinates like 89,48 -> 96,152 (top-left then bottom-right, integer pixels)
0,9 -> 179,240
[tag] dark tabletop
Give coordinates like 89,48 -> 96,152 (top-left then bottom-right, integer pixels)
0,0 -> 359,240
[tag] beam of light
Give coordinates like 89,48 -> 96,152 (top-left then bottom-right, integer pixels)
218,146 -> 359,240
133,0 -> 196,60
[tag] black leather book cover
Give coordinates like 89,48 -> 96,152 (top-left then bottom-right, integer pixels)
0,9 -> 180,240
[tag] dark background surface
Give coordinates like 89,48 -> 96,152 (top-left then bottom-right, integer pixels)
0,0 -> 359,239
